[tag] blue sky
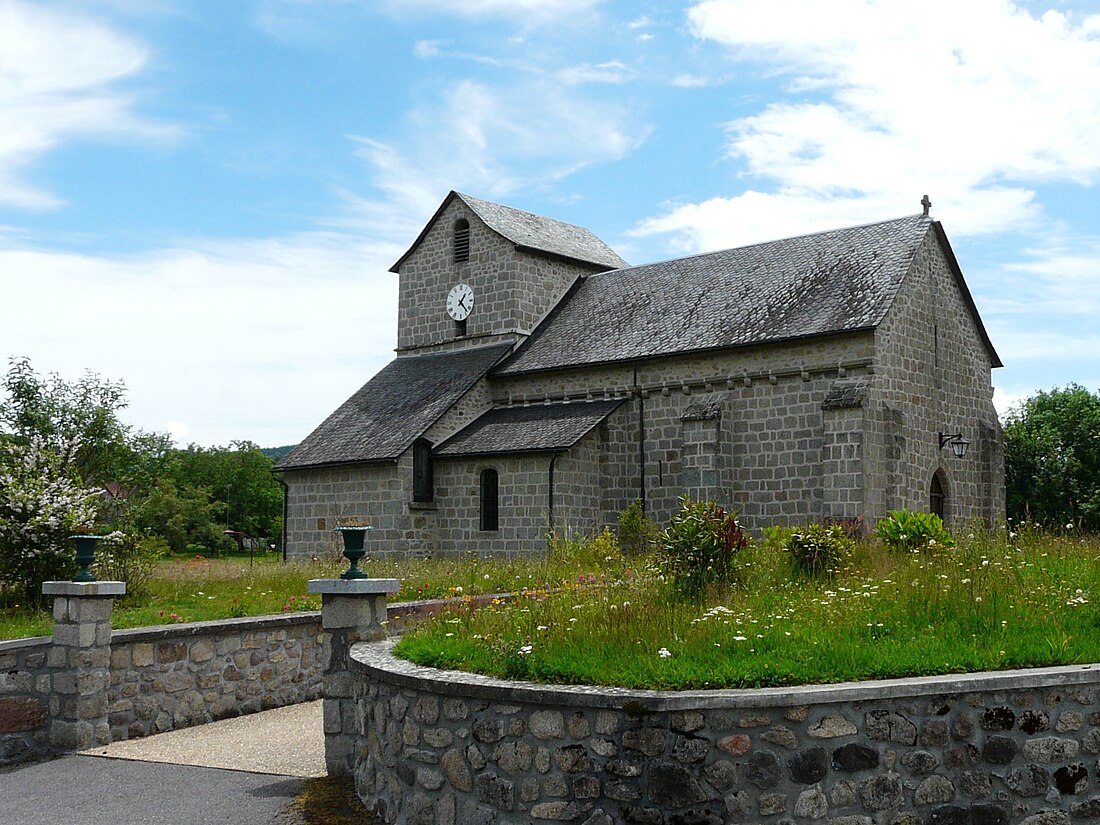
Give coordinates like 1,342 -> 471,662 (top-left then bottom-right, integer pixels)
3,0 -> 1099,447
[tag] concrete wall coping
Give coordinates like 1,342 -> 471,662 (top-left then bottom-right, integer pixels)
308,578 -> 400,595
42,581 -> 126,597
352,638 -> 1100,712
110,611 -> 321,644
0,635 -> 51,654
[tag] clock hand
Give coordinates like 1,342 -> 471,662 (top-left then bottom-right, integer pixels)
459,295 -> 468,309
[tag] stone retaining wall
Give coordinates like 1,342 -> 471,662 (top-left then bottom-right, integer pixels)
106,613 -> 324,741
351,641 -> 1100,825
0,636 -> 54,765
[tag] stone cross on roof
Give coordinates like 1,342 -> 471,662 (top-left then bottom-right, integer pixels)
921,194 -> 932,216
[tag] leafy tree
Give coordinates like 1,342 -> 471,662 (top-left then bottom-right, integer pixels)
0,437 -> 97,601
156,441 -> 283,549
0,358 -> 177,594
132,478 -> 225,554
0,356 -> 133,485
1003,385 -> 1100,529
1,358 -> 284,587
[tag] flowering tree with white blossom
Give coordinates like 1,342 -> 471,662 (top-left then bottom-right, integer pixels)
0,436 -> 97,601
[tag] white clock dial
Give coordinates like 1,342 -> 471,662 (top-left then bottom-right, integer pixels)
447,283 -> 474,321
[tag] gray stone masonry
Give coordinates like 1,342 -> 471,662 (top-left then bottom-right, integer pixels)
41,580 -> 125,752
351,642 -> 1100,825
106,613 -> 324,741
2,607 -> 326,766
310,577 -> 399,775
0,636 -> 53,766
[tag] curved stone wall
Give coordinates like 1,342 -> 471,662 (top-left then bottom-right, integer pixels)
351,641 -> 1100,825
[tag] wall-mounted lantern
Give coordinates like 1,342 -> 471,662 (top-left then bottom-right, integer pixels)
938,432 -> 970,459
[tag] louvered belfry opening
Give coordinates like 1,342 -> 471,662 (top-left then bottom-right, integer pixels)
453,219 -> 470,263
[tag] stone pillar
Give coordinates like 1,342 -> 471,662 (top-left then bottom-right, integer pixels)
41,580 -> 125,751
308,578 -> 398,776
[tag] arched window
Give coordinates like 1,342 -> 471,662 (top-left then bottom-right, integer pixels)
453,219 -> 470,263
479,468 -> 498,531
930,470 -> 947,520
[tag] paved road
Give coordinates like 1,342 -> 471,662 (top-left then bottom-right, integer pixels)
0,701 -> 326,825
1,756 -> 303,825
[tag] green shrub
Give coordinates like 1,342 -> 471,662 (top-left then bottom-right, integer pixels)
785,523 -> 855,577
94,533 -> 168,598
549,526 -> 622,570
874,509 -> 955,553
655,496 -> 747,599
617,498 -> 658,556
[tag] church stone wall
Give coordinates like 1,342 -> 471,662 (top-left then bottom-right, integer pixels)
871,232 -> 1004,526
283,463 -> 405,560
493,335 -> 876,534
396,199 -> 591,352
428,430 -> 605,557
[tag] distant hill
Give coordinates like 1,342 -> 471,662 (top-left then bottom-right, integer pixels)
261,444 -> 297,462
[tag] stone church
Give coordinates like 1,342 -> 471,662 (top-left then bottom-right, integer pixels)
276,191 -> 1004,558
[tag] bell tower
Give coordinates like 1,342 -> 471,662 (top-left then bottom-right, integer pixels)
390,191 -> 626,354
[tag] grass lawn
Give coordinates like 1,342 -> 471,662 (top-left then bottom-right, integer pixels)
0,549 -> 612,641
395,525 -> 1100,690
9,525 -> 1099,692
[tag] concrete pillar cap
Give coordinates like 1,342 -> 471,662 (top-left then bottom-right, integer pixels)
308,578 -> 399,595
42,581 -> 126,597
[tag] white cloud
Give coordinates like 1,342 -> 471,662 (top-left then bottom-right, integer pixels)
557,61 -> 634,85
993,387 -> 1026,418
638,0 -> 1100,250
0,2 -> 177,209
414,39 -> 443,58
383,0 -> 602,23
671,74 -> 714,88
349,79 -> 648,209
1003,241 -> 1100,313
1,231 -> 398,447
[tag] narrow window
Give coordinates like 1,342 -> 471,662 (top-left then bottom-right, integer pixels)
930,470 -> 946,520
479,468 -> 498,531
454,219 -> 470,263
455,318 -> 467,337
413,439 -> 434,503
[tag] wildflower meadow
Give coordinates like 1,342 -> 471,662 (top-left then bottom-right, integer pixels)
395,517 -> 1100,690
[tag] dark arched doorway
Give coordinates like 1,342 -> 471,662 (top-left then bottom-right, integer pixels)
930,470 -> 947,520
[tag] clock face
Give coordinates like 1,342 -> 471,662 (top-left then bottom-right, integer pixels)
447,283 -> 474,321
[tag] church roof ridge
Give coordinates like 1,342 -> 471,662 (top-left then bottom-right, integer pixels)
495,213 -> 964,376
602,213 -> 933,275
390,191 -> 628,273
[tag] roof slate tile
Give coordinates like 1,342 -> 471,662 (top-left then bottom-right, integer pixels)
496,215 -> 934,375
275,343 -> 512,470
435,399 -> 624,456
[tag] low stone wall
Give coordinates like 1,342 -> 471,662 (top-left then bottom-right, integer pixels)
0,593 -> 477,767
352,641 -> 1100,825
0,636 -> 54,765
107,613 -> 325,741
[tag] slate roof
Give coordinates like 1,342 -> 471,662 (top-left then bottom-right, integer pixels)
496,215 -> 1000,375
434,399 -> 625,457
390,191 -> 628,273
275,344 -> 512,470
